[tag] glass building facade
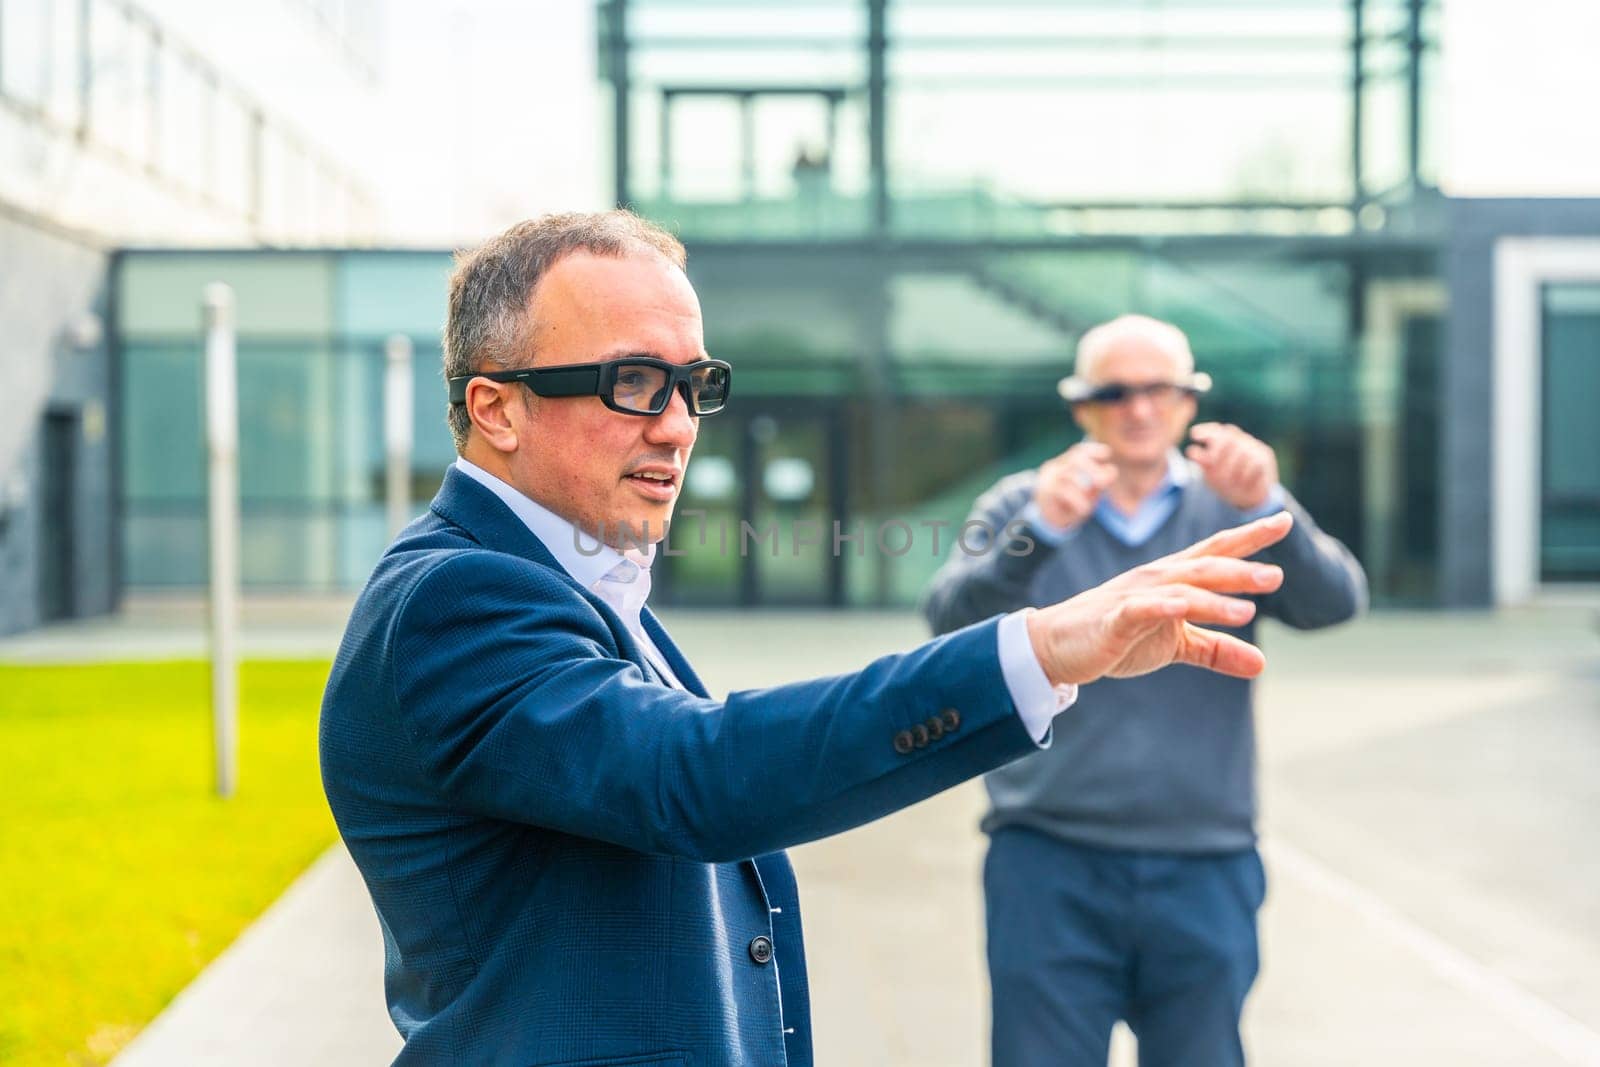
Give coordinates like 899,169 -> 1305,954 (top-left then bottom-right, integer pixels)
114,0 -> 1453,608
0,0 -> 379,245
116,251 -> 456,589
601,0 -> 1448,606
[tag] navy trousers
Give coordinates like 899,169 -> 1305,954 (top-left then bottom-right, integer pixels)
985,827 -> 1266,1067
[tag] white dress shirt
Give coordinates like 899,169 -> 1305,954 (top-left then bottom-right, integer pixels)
452,458 -> 1073,742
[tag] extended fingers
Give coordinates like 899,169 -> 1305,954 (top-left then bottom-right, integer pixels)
1106,583 -> 1258,637
1172,511 -> 1292,561
1146,583 -> 1259,626
1149,556 -> 1282,595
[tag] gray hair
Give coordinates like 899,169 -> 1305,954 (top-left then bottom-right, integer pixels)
1073,314 -> 1195,382
443,210 -> 688,452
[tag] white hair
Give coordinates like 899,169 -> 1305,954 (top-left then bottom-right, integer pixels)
1073,314 -> 1195,382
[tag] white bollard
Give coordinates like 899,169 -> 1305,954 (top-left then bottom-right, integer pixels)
384,334 -> 414,538
203,283 -> 240,799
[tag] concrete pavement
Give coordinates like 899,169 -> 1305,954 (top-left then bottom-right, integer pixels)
27,604 -> 1593,1065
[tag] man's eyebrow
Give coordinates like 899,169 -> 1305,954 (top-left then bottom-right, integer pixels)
595,347 -> 714,362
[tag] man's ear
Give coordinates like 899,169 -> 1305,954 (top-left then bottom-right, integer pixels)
465,380 -> 520,454
1069,403 -> 1091,434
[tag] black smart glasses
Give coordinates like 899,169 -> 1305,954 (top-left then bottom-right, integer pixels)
1077,382 -> 1196,406
448,356 -> 733,417
1056,371 -> 1212,407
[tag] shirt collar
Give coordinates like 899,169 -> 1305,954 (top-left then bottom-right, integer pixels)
451,457 -> 655,594
1160,449 -> 1190,491
1094,447 -> 1189,506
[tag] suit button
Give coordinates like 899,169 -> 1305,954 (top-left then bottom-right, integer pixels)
912,723 -> 930,748
926,715 -> 945,741
893,729 -> 914,754
940,708 -> 961,732
749,935 -> 773,965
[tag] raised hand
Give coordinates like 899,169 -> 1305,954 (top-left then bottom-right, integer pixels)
1185,422 -> 1279,511
1034,441 -> 1118,528
1025,512 -> 1292,686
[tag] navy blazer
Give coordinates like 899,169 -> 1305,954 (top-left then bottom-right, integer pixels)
320,467 -> 1038,1065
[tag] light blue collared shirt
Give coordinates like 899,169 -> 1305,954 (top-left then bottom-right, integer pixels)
453,457 -> 1072,742
454,458 -> 684,687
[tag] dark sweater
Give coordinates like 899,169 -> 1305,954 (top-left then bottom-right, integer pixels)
921,463 -> 1367,853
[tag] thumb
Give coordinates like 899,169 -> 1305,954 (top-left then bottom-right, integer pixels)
1175,623 -> 1267,678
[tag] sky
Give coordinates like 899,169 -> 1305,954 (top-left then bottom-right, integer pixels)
372,0 -> 603,243
1440,0 -> 1600,198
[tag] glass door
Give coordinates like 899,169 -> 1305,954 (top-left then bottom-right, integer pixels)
658,405 -> 847,606
744,409 -> 845,606
1540,283 -> 1600,581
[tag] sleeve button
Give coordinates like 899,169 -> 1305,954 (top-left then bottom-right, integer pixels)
892,729 -> 915,754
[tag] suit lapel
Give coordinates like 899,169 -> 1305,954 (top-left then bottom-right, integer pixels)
640,606 -> 710,698
636,603 -> 778,917
429,469 -> 782,966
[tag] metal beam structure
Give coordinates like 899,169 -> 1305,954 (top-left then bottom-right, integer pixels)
867,0 -> 888,236
1351,0 -> 1366,206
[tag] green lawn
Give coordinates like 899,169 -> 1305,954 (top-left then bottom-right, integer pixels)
0,660 -> 338,1066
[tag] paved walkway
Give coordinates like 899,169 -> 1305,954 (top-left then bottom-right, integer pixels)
11,603 -> 1595,1065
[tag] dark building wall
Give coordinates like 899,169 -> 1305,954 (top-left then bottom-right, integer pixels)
1442,198 -> 1600,606
0,211 -> 115,635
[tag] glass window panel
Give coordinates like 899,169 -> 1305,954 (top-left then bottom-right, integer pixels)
890,84 -> 1350,211
409,343 -> 457,472
257,129 -> 289,239
890,273 -> 1067,366
335,253 -> 453,337
88,2 -> 152,163
123,513 -> 206,586
42,0 -> 81,124
1541,283 -> 1600,581
121,342 -> 203,502
748,414 -> 833,605
327,342 -> 382,506
662,416 -> 741,605
236,343 -> 336,504
213,93 -> 254,216
664,95 -> 745,201
338,506 -> 391,587
632,4 -> 863,40
0,0 -> 50,107
238,512 -> 339,587
158,50 -> 206,191
1360,74 -> 1407,194
117,252 -> 337,339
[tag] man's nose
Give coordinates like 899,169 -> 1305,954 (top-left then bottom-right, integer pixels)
1122,392 -> 1158,418
645,384 -> 698,445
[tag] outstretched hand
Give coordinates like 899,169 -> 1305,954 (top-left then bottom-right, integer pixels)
1025,511 -> 1291,686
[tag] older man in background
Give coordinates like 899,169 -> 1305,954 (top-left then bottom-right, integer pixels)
923,314 -> 1367,1067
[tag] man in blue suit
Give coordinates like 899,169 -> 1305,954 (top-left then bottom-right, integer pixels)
319,210 -> 1294,1066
